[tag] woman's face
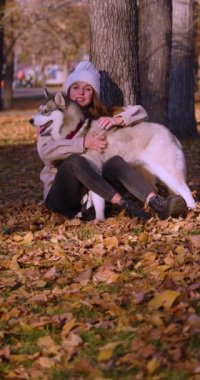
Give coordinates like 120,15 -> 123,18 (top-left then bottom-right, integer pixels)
69,81 -> 94,107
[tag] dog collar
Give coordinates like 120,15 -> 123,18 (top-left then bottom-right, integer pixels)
65,120 -> 85,139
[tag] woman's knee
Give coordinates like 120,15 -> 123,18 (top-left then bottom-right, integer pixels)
61,154 -> 85,170
103,155 -> 125,173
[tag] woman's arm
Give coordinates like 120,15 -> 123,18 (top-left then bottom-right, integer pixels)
37,134 -> 85,164
37,131 -> 107,164
96,105 -> 148,129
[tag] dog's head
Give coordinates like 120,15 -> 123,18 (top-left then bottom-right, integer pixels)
30,89 -> 86,139
29,89 -> 66,136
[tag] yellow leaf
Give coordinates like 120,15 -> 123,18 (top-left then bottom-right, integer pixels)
150,312 -> 164,327
138,232 -> 149,244
20,322 -> 34,332
12,234 -> 23,242
148,290 -> 180,311
9,255 -> 20,271
23,231 -> 33,244
143,251 -> 157,261
103,236 -> 119,249
10,354 -> 27,363
157,265 -> 171,273
176,253 -> 185,265
97,342 -> 120,362
146,357 -> 160,374
175,245 -> 185,255
61,318 -> 77,337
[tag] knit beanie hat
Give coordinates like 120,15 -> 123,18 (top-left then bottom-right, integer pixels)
64,61 -> 100,96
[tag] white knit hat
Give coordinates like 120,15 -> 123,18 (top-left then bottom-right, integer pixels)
64,61 -> 100,95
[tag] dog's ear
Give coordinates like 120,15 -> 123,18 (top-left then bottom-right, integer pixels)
44,88 -> 51,98
54,92 -> 65,109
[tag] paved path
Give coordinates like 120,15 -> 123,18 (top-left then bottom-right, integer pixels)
12,87 -> 62,109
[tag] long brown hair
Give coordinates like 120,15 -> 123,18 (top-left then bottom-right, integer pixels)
85,91 -> 113,119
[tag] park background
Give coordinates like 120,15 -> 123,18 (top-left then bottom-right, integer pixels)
0,1 -> 200,380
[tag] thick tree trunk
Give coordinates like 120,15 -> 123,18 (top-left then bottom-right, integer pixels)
168,0 -> 197,137
0,0 -> 5,111
89,0 -> 139,107
138,0 -> 172,125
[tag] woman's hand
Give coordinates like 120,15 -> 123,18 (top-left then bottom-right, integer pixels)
96,115 -> 124,130
84,131 -> 107,153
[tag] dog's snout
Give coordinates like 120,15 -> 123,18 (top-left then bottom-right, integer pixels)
29,118 -> 34,125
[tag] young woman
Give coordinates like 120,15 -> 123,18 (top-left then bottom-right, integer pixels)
37,61 -> 188,220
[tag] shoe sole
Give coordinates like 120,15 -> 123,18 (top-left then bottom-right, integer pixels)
161,195 -> 188,220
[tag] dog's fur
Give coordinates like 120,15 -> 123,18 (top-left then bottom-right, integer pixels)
30,90 -> 196,219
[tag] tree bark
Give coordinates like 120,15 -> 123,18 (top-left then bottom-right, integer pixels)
2,0 -> 15,110
89,0 -> 139,107
168,0 -> 197,137
0,0 -> 5,111
138,0 -> 172,125
3,48 -> 14,109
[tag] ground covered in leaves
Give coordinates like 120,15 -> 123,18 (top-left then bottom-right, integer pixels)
0,108 -> 200,380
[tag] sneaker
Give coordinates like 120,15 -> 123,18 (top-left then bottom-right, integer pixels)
148,194 -> 188,220
119,199 -> 151,220
81,206 -> 95,221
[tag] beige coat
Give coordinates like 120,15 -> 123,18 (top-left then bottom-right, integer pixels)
37,105 -> 148,201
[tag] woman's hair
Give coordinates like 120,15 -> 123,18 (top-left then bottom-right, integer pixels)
84,91 -> 112,119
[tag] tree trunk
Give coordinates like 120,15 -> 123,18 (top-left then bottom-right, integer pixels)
89,0 -> 139,107
138,0 -> 172,125
168,0 -> 197,137
0,0 -> 5,111
3,48 -> 14,109
3,0 -> 15,110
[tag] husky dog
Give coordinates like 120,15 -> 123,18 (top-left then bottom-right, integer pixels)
30,90 -> 195,220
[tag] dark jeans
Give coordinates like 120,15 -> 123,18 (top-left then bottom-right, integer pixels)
103,156 -> 153,203
46,154 -> 154,216
45,154 -> 117,216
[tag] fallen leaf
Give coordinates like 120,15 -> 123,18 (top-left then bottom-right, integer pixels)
190,235 -> 200,248
61,318 -> 77,337
74,268 -> 92,283
187,314 -> 200,328
93,265 -> 119,284
0,345 -> 10,359
138,232 -> 149,244
38,356 -> 55,368
148,290 -> 181,310
97,342 -> 120,362
23,231 -> 34,243
146,356 -> 161,374
143,251 -> 157,261
43,266 -> 58,280
37,335 -> 59,355
103,236 -> 119,249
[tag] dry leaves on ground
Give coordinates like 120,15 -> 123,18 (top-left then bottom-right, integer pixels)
0,109 -> 200,379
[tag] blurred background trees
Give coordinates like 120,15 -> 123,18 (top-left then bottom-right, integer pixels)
1,0 -> 89,109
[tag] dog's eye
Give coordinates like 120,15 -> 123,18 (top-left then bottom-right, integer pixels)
43,109 -> 49,114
